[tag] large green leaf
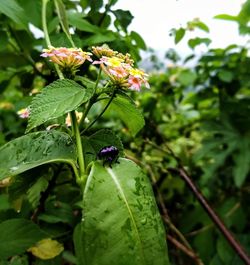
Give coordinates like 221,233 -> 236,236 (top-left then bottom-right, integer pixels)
27,79 -> 93,132
0,219 -> 47,259
105,96 -> 145,136
0,0 -> 28,29
0,131 -> 77,181
78,158 -> 170,265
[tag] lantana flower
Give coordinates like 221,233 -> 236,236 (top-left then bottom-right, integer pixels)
41,46 -> 92,72
17,108 -> 30,118
92,46 -> 149,91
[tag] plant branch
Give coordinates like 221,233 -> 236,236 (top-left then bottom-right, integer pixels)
167,235 -> 204,265
81,89 -> 116,134
145,139 -> 250,264
168,167 -> 250,264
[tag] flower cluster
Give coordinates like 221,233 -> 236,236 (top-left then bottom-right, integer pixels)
41,46 -> 92,72
41,45 -> 149,91
17,108 -> 30,118
92,46 -> 149,91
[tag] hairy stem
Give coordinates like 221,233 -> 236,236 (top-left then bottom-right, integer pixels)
70,111 -> 86,186
81,89 -> 116,134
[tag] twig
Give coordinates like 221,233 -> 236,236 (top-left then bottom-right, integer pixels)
167,235 -> 203,264
169,167 -> 250,265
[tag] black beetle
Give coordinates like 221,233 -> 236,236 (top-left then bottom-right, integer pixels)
97,146 -> 119,167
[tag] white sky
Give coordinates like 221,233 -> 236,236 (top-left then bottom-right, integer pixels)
114,0 -> 248,53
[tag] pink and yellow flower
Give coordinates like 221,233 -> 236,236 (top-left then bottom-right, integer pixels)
41,47 -> 92,71
17,108 -> 30,118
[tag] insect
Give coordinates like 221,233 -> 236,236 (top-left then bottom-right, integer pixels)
97,146 -> 119,167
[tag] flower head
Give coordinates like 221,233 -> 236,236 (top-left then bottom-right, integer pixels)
92,45 -> 118,58
41,46 -> 92,71
91,46 -> 149,91
17,108 -> 30,118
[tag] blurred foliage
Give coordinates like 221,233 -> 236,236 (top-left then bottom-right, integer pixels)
1,0 -> 250,264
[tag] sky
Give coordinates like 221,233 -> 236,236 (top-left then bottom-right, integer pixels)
114,0 -> 248,53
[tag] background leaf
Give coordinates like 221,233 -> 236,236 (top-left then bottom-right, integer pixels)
105,96 -> 145,136
0,0 -> 28,29
28,238 -> 64,260
78,158 -> 170,265
0,219 -> 47,259
0,131 -> 77,181
27,79 -> 93,132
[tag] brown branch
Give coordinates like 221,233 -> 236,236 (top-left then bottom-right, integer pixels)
145,140 -> 250,264
168,167 -> 250,265
167,235 -> 203,264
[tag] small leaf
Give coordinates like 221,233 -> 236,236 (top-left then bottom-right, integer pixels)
214,14 -> 239,22
0,219 -> 47,259
105,96 -> 145,136
0,131 -> 77,181
27,177 -> 49,208
188,37 -> 211,49
130,31 -> 147,50
218,70 -> 234,83
79,159 -> 170,265
27,79 -> 92,132
67,12 -> 101,33
28,238 -> 64,260
174,28 -> 185,44
83,31 -> 116,46
113,9 -> 134,30
233,138 -> 250,187
195,21 -> 209,32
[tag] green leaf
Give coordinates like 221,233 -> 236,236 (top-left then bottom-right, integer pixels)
0,131 -> 77,181
78,158 -> 170,265
27,177 -> 50,208
17,0 -> 42,28
218,70 -> 234,83
67,12 -> 101,33
177,70 -> 197,86
174,28 -> 185,44
0,0 -> 28,29
214,14 -> 239,22
130,31 -> 147,50
105,96 -> 145,136
38,200 -> 75,226
0,219 -> 47,259
27,79 -> 92,132
188,37 -> 211,49
82,31 -> 116,46
113,9 -> 134,30
73,224 -> 85,265
195,21 -> 209,32
233,138 -> 250,187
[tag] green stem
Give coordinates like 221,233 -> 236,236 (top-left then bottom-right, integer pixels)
79,69 -> 102,129
42,0 -> 51,47
81,89 -> 116,134
42,0 -> 85,187
42,0 -> 64,79
53,0 -> 75,47
70,111 -> 86,185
